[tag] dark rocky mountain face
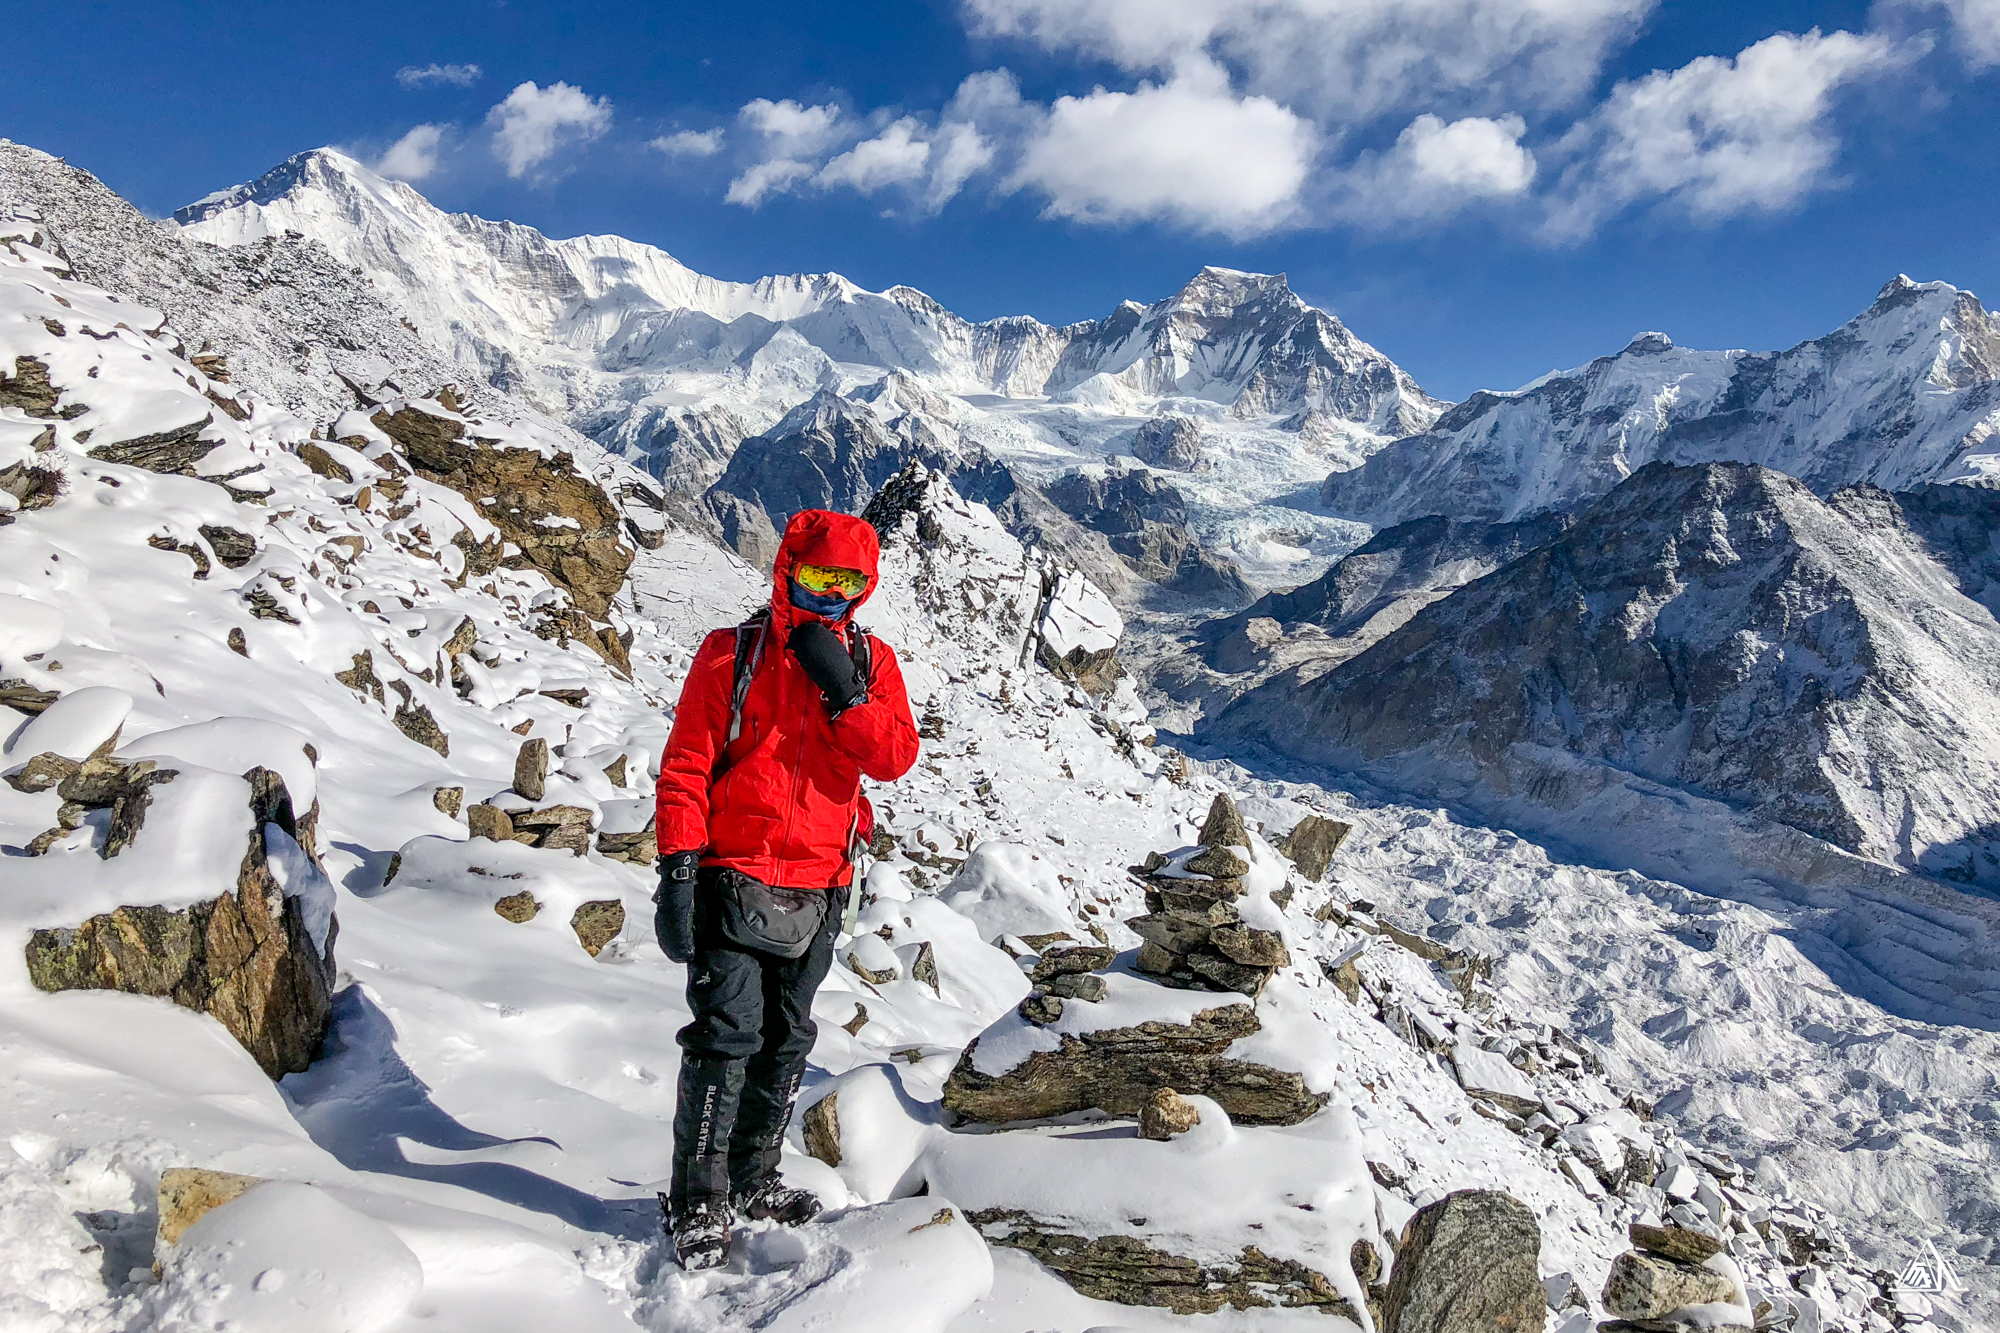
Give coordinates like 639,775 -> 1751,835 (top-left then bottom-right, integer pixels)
1217,462 -> 2000,895
1235,512 -> 1572,640
703,390 -> 955,565
1044,468 -> 1253,605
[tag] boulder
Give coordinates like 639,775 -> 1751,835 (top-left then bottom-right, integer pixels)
512,737 -> 548,801
1138,1087 -> 1200,1140
1210,924 -> 1290,968
23,769 -> 336,1078
157,1167 -> 263,1248
594,814 -> 658,864
1042,972 -> 1107,1002
493,891 -> 539,923
509,804 -> 595,855
802,1092 -> 843,1167
466,803 -> 513,841
943,1001 -> 1325,1126
388,684 -> 448,756
570,900 -> 624,956
1182,845 -> 1250,878
1381,1189 -> 1544,1333
1030,945 -> 1115,982
1280,814 -> 1352,880
1601,1251 -> 1738,1320
1198,793 -> 1251,852
1629,1222 -> 1725,1265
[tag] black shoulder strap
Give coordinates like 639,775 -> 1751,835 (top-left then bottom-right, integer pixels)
727,608 -> 772,744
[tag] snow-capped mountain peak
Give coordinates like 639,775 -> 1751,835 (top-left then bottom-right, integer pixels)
1323,275 -> 2000,523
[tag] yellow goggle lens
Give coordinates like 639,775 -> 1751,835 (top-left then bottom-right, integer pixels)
795,564 -> 867,597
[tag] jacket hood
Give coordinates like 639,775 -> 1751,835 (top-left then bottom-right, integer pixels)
770,509 -> 881,629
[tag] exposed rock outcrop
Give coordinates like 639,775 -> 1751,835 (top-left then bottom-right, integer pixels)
1129,414 -> 1203,471
23,768 -> 336,1078
1045,466 -> 1250,603
371,401 -> 632,619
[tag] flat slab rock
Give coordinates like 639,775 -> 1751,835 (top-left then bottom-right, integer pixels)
969,1210 -> 1368,1321
942,1000 -> 1326,1126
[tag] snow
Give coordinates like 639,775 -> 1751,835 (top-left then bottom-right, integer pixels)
1038,568 -> 1123,658
937,842 -> 1073,944
925,1094 -> 1379,1304
1,134 -> 1994,1333
151,1181 -> 425,1333
799,1063 -> 937,1203
4,685 -> 131,760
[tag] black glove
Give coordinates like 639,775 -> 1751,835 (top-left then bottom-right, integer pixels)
788,621 -> 866,714
654,851 -> 700,962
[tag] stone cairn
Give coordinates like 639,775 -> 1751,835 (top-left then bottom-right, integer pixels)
1125,793 -> 1292,998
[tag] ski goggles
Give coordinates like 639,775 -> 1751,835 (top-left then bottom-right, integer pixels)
793,563 -> 868,598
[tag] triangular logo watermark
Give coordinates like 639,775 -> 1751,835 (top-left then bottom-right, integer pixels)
1896,1240 -> 1964,1295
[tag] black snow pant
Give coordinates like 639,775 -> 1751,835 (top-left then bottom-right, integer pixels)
670,869 -> 845,1217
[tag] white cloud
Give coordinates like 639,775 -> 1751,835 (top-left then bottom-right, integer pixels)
1008,63 -> 1315,235
1934,0 -> 2000,65
375,124 -> 446,182
739,99 -> 846,154
486,81 -> 613,179
818,119 -> 932,193
1549,28 -> 1910,236
396,62 -> 481,89
725,159 -> 816,206
924,121 -> 994,210
651,129 -> 724,157
967,0 -> 1654,119
1340,113 -> 1536,221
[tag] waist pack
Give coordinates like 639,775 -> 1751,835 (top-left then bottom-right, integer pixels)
709,868 -> 831,959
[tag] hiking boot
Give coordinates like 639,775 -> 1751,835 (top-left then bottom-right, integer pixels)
665,1197 -> 732,1271
731,1174 -> 822,1226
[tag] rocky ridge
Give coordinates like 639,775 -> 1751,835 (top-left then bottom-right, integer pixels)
1221,463 -> 2000,924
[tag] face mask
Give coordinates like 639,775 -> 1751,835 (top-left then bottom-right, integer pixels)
788,577 -> 855,621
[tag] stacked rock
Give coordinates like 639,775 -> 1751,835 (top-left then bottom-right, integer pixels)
1126,794 -> 1290,998
1018,944 -> 1116,1023
1598,1223 -> 1750,1333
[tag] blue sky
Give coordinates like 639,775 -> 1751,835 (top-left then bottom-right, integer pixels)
8,0 -> 1998,401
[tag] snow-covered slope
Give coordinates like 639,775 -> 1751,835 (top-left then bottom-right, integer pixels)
0,140 -> 465,425
1322,279 -> 2000,524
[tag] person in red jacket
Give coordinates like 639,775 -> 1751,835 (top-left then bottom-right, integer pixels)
653,508 -> 918,1269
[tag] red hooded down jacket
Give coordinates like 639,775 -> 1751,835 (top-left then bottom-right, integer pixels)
655,509 -> 919,889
